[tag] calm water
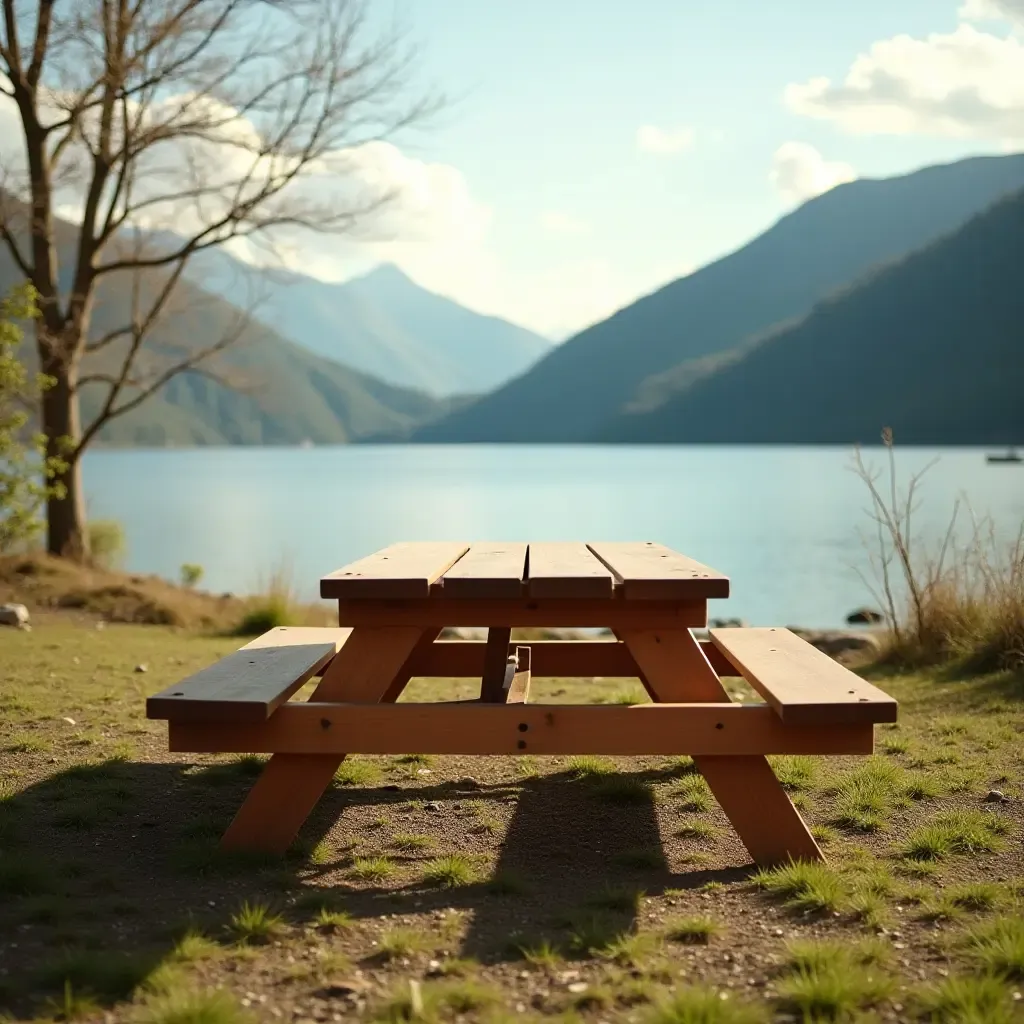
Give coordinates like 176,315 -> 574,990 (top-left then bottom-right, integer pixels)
82,445 -> 1024,628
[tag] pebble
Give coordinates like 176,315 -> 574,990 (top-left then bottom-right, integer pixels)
424,802 -> 441,812
134,664 -> 148,673
567,982 -> 588,994
984,789 -> 1010,803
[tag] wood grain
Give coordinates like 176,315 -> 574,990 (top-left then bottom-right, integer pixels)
588,542 -> 730,600
621,628 -> 824,866
169,702 -> 873,756
146,627 -> 351,723
710,627 -> 898,724
320,542 -> 470,599
439,543 -> 527,599
218,626 -> 428,854
332,598 -> 705,628
526,543 -> 615,600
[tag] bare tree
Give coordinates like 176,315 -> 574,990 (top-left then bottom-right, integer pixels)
0,0 -> 433,558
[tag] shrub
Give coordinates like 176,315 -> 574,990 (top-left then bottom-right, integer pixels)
180,563 -> 204,588
852,431 -> 1024,670
87,519 -> 127,570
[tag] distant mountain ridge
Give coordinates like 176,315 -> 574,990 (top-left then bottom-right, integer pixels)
414,153 -> 1024,443
598,187 -> 1024,444
181,247 -> 552,397
0,203 -> 457,447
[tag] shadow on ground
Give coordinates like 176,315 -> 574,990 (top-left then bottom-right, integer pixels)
0,757 -> 752,1016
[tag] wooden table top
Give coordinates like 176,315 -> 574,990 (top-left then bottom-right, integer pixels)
320,541 -> 729,602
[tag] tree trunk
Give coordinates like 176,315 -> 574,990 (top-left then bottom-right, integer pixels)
40,351 -> 87,559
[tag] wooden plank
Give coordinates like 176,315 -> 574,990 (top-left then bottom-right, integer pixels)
146,627 -> 351,723
480,627 -> 513,701
411,639 -> 734,678
588,542 -> 730,600
621,628 -> 824,866
709,628 -> 898,725
505,646 -> 531,704
320,542 -> 470,600
169,702 -> 874,757
439,542 -> 527,599
526,542 -> 615,600
335,598 -> 706,629
219,626 -> 429,854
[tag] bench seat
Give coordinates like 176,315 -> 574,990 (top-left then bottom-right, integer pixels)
709,627 -> 897,726
146,627 -> 351,724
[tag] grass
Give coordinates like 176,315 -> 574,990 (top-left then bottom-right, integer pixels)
564,755 -> 615,779
673,775 -> 711,812
751,861 -> 846,914
333,758 -> 381,787
515,938 -> 562,968
776,938 -> 893,1021
676,821 -> 720,842
769,755 -> 818,792
33,949 -> 156,1002
588,885 -> 645,913
665,916 -> 721,945
349,856 -> 395,882
961,915 -> 1024,979
593,774 -> 652,805
374,928 -> 431,962
647,988 -> 767,1023
391,832 -> 435,852
901,808 -> 1010,860
136,988 -> 252,1024
228,901 -> 282,944
914,974 -> 1018,1024
421,854 -> 476,888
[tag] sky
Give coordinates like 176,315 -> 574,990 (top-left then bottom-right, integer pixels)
3,0 -> 1024,339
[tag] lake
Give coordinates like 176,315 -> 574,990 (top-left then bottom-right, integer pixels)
82,445 -> 1024,628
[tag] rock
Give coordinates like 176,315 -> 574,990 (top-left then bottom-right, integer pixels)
567,982 -> 588,994
316,980 -> 369,999
134,663 -> 148,673
62,717 -> 76,726
709,617 -> 747,629
424,802 -> 441,812
846,607 -> 884,625
0,603 -> 29,627
984,789 -> 1010,804
456,777 -> 481,790
804,631 -> 882,659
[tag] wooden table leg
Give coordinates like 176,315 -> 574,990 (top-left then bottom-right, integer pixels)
220,626 -> 437,854
619,628 -> 822,867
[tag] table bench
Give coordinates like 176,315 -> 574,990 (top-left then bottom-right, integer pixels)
148,541 -> 897,866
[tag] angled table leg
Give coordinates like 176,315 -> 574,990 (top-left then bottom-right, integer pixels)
220,625 -> 437,854
619,628 -> 822,867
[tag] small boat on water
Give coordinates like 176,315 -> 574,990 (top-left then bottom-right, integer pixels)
986,446 -> 1022,464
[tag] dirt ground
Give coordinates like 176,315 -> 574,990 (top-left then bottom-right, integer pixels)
1,617 -> 1022,1023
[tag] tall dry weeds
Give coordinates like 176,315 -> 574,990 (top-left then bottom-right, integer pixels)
851,429 -> 1024,670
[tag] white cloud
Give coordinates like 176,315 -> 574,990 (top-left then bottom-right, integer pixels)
959,0 -> 1024,24
539,210 -> 589,235
0,91 -> 666,339
785,24 -> 1024,141
769,142 -> 856,203
636,124 -> 695,154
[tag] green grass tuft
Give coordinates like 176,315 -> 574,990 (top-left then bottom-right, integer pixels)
421,854 -> 476,888
137,988 -> 252,1024
228,901 -> 283,945
914,973 -> 1018,1024
751,860 -> 846,914
961,915 -> 1024,980
901,809 -> 1009,860
349,855 -> 395,882
665,916 -> 721,945
647,987 -> 767,1023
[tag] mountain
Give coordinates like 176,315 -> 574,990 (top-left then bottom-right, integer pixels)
414,153 -> 1024,443
183,248 -> 552,396
596,187 -> 1024,444
0,205 -> 456,447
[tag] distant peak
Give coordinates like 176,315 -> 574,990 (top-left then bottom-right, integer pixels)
355,263 -> 414,287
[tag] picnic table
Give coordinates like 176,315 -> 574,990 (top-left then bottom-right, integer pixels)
148,541 -> 897,866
